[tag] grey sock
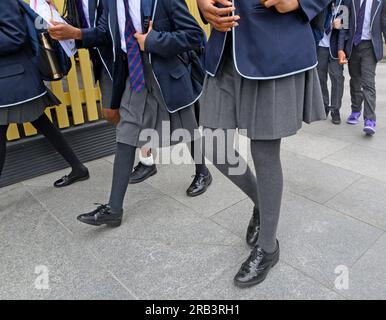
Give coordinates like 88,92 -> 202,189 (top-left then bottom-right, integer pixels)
108,142 -> 137,214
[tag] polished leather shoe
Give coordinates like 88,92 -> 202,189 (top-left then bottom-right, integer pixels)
129,162 -> 157,184
246,206 -> 260,247
186,171 -> 212,197
54,168 -> 89,188
234,241 -> 280,288
77,204 -> 123,227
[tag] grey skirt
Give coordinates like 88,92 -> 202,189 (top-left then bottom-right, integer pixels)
0,88 -> 61,125
116,55 -> 199,148
200,46 -> 326,140
99,67 -> 114,109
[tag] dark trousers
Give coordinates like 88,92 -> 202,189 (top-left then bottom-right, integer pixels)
317,46 -> 345,111
348,41 -> 378,120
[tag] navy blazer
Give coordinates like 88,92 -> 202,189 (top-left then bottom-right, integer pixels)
339,0 -> 386,62
82,0 -> 205,112
323,0 -> 346,59
205,0 -> 331,79
0,0 -> 46,108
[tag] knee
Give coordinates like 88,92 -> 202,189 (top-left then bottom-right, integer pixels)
103,109 -> 120,124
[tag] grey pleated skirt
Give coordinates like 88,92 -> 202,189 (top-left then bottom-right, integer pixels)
0,88 -> 61,125
116,55 -> 199,148
200,43 -> 326,140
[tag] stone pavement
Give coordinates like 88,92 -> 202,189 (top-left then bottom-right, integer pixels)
1,63 -> 386,300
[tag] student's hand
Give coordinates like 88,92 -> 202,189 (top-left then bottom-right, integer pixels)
196,0 -> 240,33
134,21 -> 153,51
338,50 -> 348,65
261,0 -> 299,13
333,18 -> 342,30
48,21 -> 82,40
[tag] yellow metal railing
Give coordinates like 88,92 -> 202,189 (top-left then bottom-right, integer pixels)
7,0 -> 208,141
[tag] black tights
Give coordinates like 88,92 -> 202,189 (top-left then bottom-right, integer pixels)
0,113 -> 84,179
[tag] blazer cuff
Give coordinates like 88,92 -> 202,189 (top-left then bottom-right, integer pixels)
144,29 -> 159,54
80,28 -> 95,48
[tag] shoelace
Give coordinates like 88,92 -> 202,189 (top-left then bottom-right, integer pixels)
94,203 -> 111,215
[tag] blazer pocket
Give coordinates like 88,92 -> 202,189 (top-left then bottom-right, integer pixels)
169,64 -> 188,79
0,64 -> 25,79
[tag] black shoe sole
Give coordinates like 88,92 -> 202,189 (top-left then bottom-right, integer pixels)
54,173 -> 90,188
186,174 -> 213,198
234,254 -> 280,288
77,217 -> 122,228
128,168 -> 157,184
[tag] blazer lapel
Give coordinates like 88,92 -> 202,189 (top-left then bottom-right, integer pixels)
371,0 -> 381,21
88,0 -> 97,27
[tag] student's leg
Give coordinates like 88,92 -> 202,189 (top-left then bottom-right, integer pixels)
233,138 -> 282,288
0,125 -> 9,178
129,146 -> 157,184
329,59 -> 345,112
204,128 -> 258,206
108,142 -> 137,213
328,58 -> 345,124
186,135 -> 211,197
188,136 -> 209,175
317,47 -> 331,113
77,142 -> 136,227
250,139 -> 283,254
348,47 -> 364,115
360,43 -> 377,121
31,113 -> 89,186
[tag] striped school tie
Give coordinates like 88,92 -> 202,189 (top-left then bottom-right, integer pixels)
122,0 -> 145,92
353,0 -> 367,47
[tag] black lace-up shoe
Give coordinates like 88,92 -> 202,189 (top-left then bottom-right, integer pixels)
77,204 -> 122,227
246,206 -> 260,247
186,171 -> 212,197
234,241 -> 280,288
129,162 -> 157,184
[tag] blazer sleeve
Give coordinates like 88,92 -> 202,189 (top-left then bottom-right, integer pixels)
0,0 -> 27,56
81,0 -> 110,49
145,0 -> 205,57
298,0 -> 332,21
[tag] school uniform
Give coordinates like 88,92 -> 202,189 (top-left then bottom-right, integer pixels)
340,0 -> 386,122
317,0 -> 345,116
200,0 -> 331,140
74,0 -> 114,109
0,0 -> 88,186
77,0 -> 211,227
197,0 -> 331,288
0,0 -> 59,125
84,0 -> 205,148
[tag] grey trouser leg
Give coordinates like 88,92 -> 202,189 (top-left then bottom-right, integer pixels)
348,41 -> 378,120
317,47 -> 330,109
329,58 -> 345,111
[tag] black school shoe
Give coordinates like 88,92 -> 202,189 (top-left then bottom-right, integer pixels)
186,171 -> 213,197
77,204 -> 123,227
234,241 -> 280,288
331,110 -> 342,125
246,206 -> 260,247
129,162 -> 157,184
54,167 -> 89,188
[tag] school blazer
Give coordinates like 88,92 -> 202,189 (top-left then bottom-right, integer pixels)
204,0 -> 331,79
0,0 -> 47,108
339,0 -> 386,62
82,0 -> 205,112
76,0 -> 113,83
322,0 -> 346,59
